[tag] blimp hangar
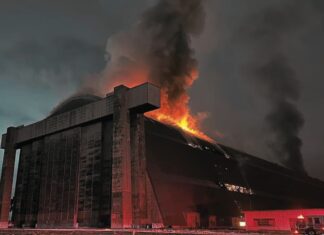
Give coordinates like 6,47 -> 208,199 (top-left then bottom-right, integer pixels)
1,82 -> 324,229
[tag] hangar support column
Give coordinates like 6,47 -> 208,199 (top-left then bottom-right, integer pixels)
0,127 -> 17,228
111,85 -> 133,228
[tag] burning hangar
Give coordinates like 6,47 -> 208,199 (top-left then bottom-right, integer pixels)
0,83 -> 324,229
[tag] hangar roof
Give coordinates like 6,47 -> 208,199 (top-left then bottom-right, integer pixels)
49,94 -> 102,117
144,118 -> 324,225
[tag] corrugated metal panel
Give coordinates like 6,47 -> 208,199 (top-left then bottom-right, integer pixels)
78,123 -> 103,227
37,128 -> 81,228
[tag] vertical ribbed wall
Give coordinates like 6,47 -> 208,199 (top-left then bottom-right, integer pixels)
37,128 -> 80,228
24,141 -> 42,226
13,141 -> 42,227
77,123 -> 102,226
13,120 -> 115,228
99,120 -> 113,227
13,144 -> 31,227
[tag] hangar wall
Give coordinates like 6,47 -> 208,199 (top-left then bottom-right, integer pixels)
13,116 -> 163,229
14,140 -> 42,227
0,83 -> 161,229
2,82 -> 324,230
13,123 -> 110,228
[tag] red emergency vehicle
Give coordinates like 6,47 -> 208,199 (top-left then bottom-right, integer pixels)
294,214 -> 324,235
242,209 -> 324,234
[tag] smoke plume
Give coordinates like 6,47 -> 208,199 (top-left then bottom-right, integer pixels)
241,3 -> 306,172
90,0 -> 209,139
255,56 -> 305,172
139,0 -> 204,102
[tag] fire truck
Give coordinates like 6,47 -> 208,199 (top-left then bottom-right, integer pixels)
294,214 -> 324,235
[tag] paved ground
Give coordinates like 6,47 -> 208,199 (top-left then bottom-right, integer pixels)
0,228 -> 292,235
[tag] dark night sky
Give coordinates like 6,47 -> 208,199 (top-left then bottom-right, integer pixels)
0,0 -> 324,180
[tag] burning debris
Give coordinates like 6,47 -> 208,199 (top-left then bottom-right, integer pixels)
89,0 -> 212,141
241,3 -> 306,172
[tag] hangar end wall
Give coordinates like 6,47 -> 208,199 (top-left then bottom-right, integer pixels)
0,83 -> 161,229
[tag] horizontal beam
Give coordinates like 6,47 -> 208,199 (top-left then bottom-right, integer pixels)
1,83 -> 160,147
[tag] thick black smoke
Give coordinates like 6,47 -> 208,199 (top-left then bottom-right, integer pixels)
52,0 -> 206,127
138,0 -> 205,103
255,56 -> 305,172
241,2 -> 306,172
101,0 -> 205,117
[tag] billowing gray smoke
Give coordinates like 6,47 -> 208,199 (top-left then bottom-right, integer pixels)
242,3 -> 306,172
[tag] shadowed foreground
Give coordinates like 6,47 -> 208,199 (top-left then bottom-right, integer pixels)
0,228 -> 291,235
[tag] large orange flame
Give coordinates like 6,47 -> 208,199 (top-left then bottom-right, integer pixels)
102,66 -> 213,142
146,89 -> 213,142
148,68 -> 213,142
